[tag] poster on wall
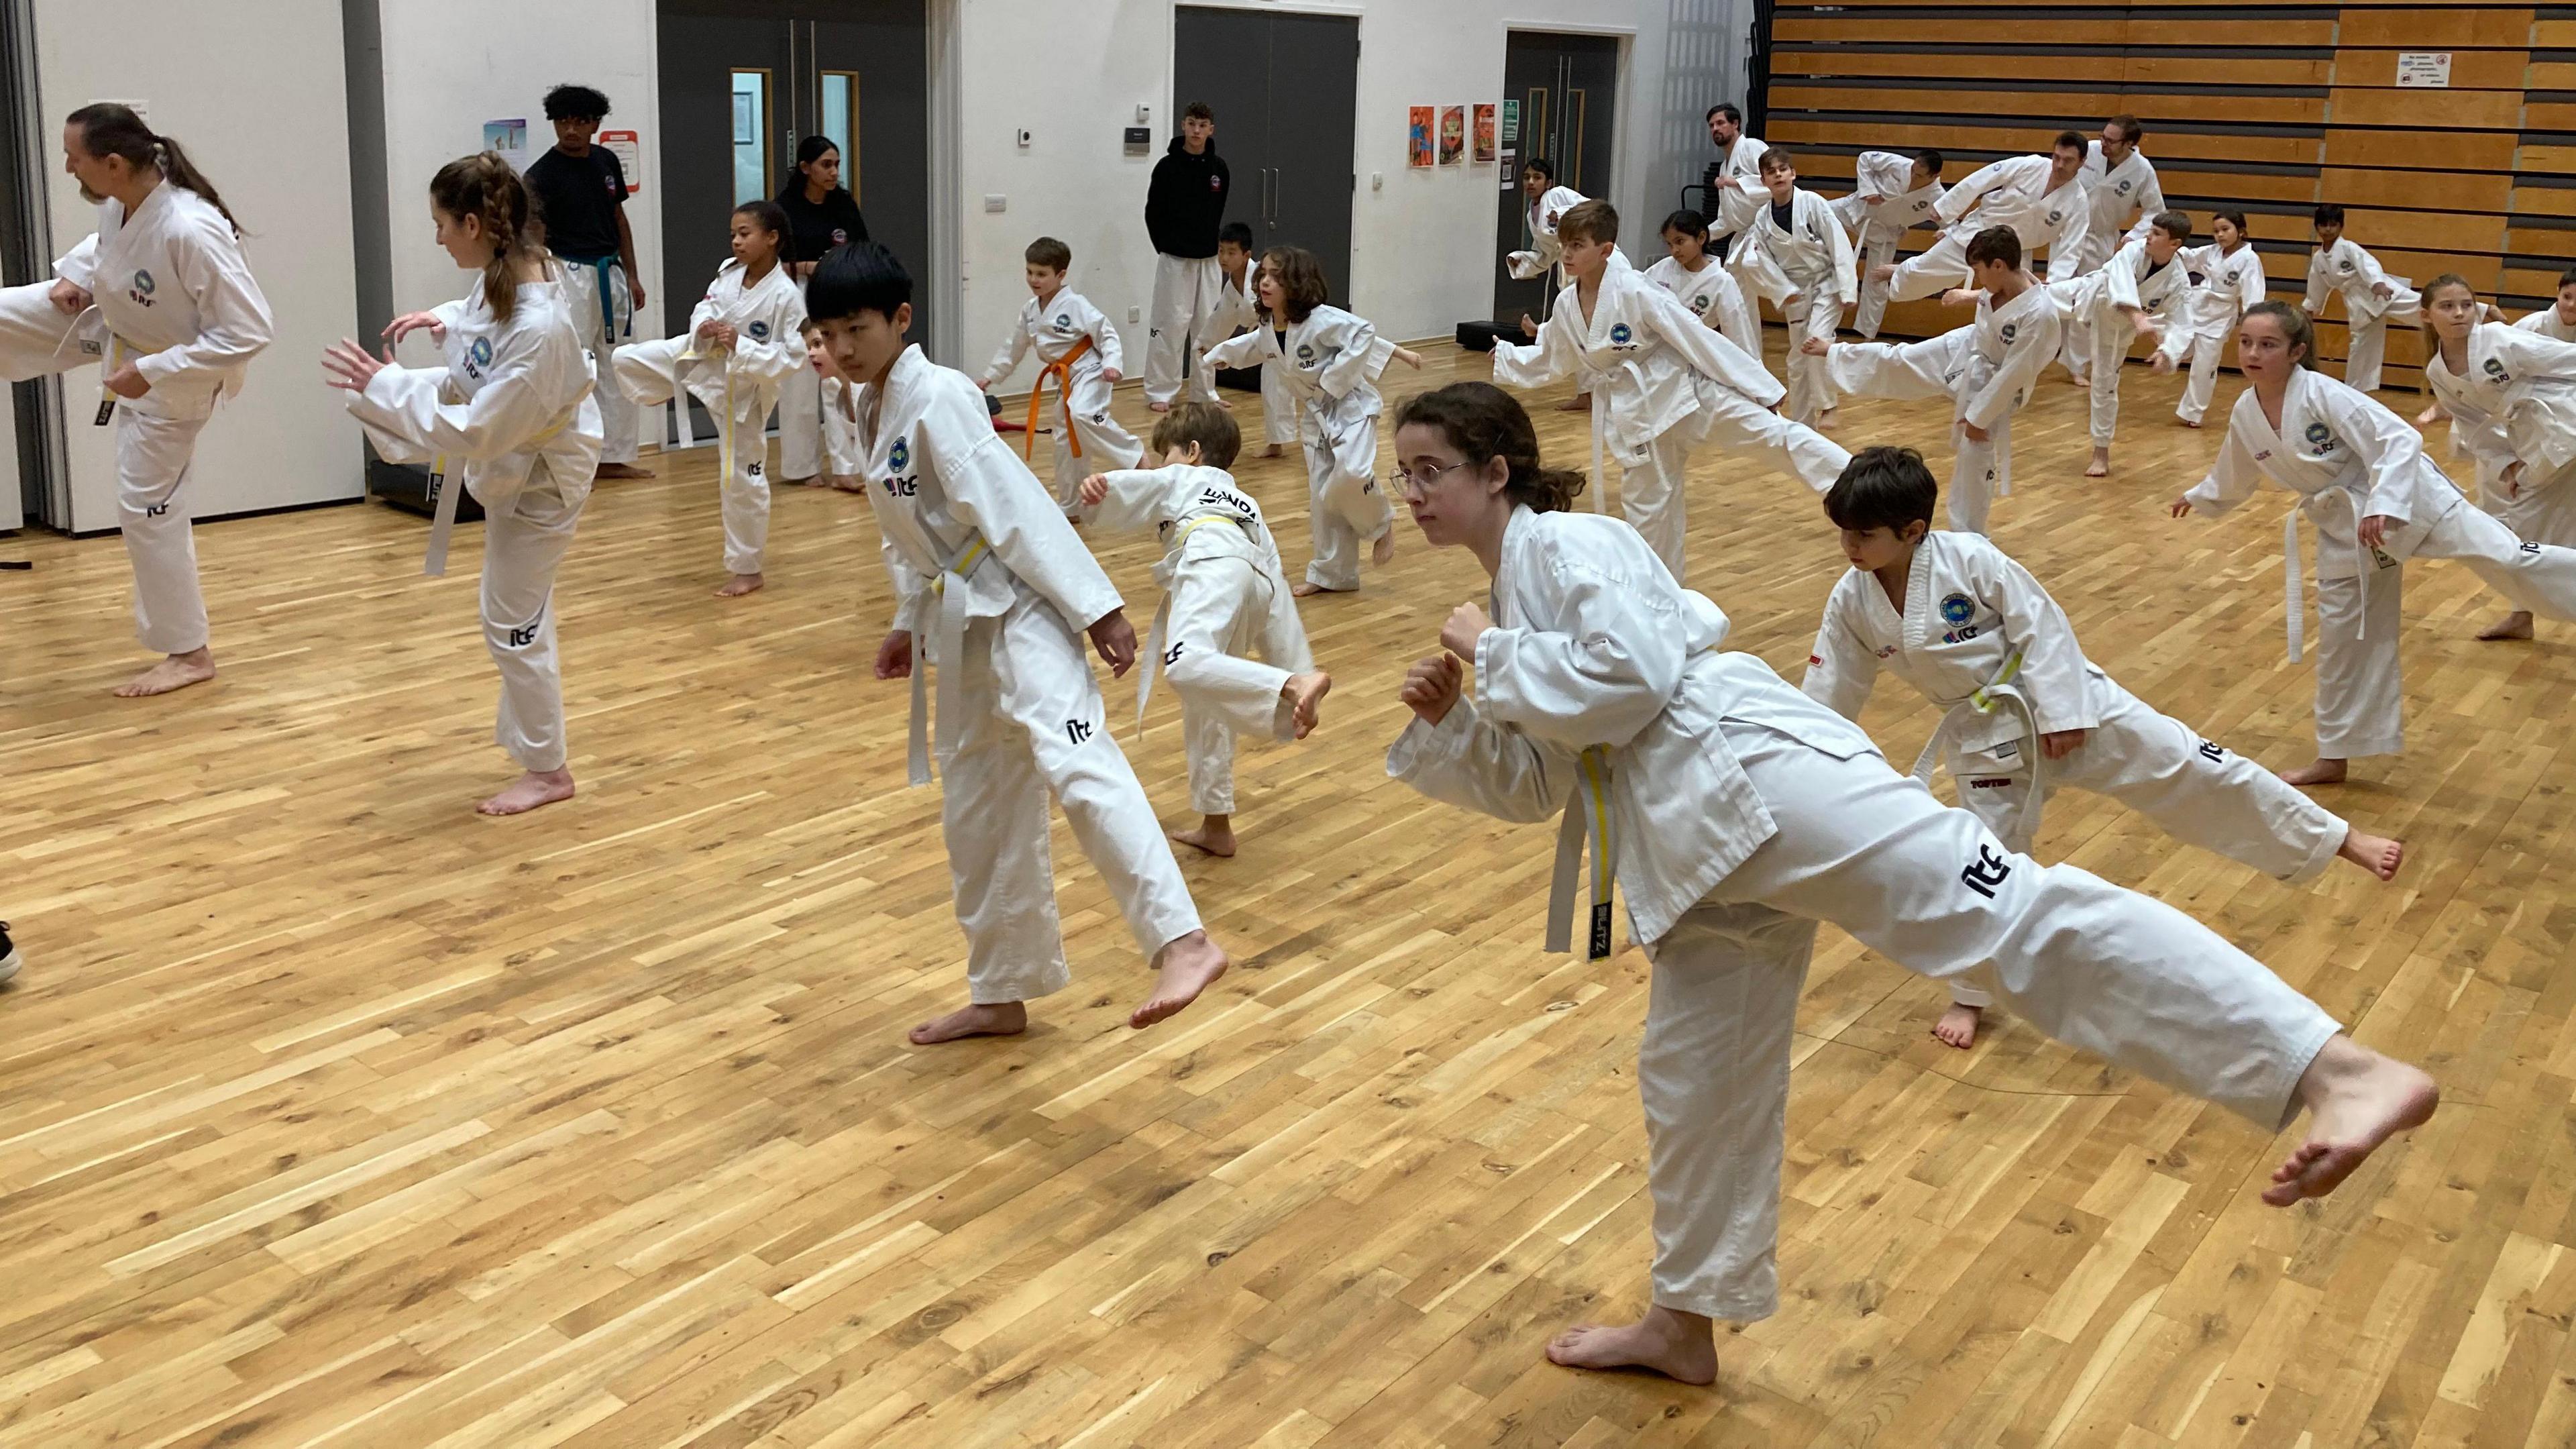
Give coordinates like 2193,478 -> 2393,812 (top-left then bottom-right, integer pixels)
1407,106 -> 1434,168
1439,106 -> 1466,165
483,118 -> 528,170
1472,104 -> 1497,163
599,128 -> 642,195
1500,99 -> 1520,146
2396,51 -> 2452,87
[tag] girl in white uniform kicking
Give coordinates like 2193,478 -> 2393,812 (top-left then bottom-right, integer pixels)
2418,274 -> 2576,641
324,153 -> 604,817
1384,380 -> 2434,1389
0,103 -> 272,697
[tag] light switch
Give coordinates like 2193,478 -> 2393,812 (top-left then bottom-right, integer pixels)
983,194 -> 1007,213
1371,172 -> 1383,191
1016,129 -> 1031,150
1127,306 -> 1141,322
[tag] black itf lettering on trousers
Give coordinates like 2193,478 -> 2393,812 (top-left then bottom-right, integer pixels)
1064,718 -> 1095,745
1961,843 -> 2013,900
2198,741 -> 2226,763
504,602 -> 547,649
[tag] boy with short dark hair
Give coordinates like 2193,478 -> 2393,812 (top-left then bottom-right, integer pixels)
978,235 -> 1146,516
809,241 -> 1232,1042
2304,203 -> 2421,392
2047,209 -> 2196,477
1803,445 -> 2404,1048
1724,146 -> 1856,425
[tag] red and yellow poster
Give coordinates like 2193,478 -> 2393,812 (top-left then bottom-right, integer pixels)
1439,105 -> 1466,165
1407,105 -> 1434,168
1471,103 -> 1496,163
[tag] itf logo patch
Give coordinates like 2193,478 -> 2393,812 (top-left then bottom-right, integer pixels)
889,437 -> 910,472
468,336 -> 494,375
133,268 -> 156,297
748,320 -> 770,341
1609,323 -> 1633,345
1051,313 -> 1074,334
1939,592 -> 1976,627
1295,343 -> 1316,366
2304,421 -> 2332,445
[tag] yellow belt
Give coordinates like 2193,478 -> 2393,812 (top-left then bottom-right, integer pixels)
94,333 -> 170,426
1542,745 -> 1618,961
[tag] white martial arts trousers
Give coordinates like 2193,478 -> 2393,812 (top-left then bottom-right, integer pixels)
1040,372 -> 1146,512
1938,679 -> 2349,1008
2485,458 -> 2576,551
1781,291 -> 1841,423
1259,364 -> 1299,447
562,258 -> 642,465
2081,322 -> 2135,446
2177,327 -> 2229,426
1161,554 -> 1309,816
1850,229 -> 1905,339
1883,232 -> 1975,304
478,462 -> 592,772
775,366 -> 861,482
1609,390 -> 1850,582
2343,295 -> 2419,394
935,589 -> 1205,1002
612,339 -> 773,575
1827,335 -> 2002,533
1146,254 -> 1224,407
1636,718 -> 2340,1321
1300,414 -> 1395,592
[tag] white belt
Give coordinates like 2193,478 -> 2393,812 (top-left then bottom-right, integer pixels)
423,402 -> 584,577
1545,745 -> 1619,960
1582,359 -> 1650,515
906,533 -> 994,787
1909,649 -> 2046,847
1135,515 -> 1262,729
2279,487 -> 2384,664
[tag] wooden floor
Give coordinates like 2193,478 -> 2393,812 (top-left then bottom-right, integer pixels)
4,334 -> 2573,1449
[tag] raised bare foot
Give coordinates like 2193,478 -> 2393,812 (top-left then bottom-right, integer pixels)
2084,448 -> 2111,478
478,767 -> 576,816
1932,1002 -> 1982,1049
2337,828 -> 2404,881
595,462 -> 655,480
908,1000 -> 1028,1044
1544,1305 -> 1718,1385
2477,610 -> 2534,641
2266,1034 -> 2438,1205
1799,336 -> 1831,357
1283,669 -> 1332,738
1371,529 -> 1396,568
1171,818 -> 1237,858
1132,929 -> 1229,1028
2279,757 -> 2347,787
115,649 -> 216,698
716,571 -> 765,598
1394,346 -> 1426,370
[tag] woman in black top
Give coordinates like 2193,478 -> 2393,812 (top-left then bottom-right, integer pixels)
775,136 -> 869,278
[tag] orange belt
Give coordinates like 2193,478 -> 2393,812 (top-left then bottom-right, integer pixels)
1022,334 -> 1096,462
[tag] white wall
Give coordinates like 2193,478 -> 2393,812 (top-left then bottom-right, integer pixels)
35,0 -> 360,530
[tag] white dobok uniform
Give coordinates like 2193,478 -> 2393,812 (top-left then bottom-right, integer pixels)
1507,185 -> 1591,295
1802,530 -> 2349,1008
1725,184 -> 1857,423
0,184 -> 272,659
1705,136 -> 1771,248
557,252 -> 640,466
981,288 -> 1147,512
1642,254 -> 1763,362
1831,151 -> 1945,339
345,280 -> 602,773
2061,143 -> 2165,376
777,346 -> 864,482
2424,321 -> 2576,553
1888,155 -> 2088,301
2519,305 -> 2576,344
2182,366 -> 2576,757
2175,242 -> 2270,425
1208,265 -> 1305,448
1387,505 -> 2340,1326
2045,239 -> 2194,445
1827,278 -> 2060,533
1203,306 -> 1397,592
849,344 -> 1201,1002
1087,463 -> 1314,816
1493,260 -> 1849,582
612,258 -> 806,574
1146,253 -> 1224,408
2303,239 -> 2422,394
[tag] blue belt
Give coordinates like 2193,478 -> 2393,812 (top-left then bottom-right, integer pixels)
564,254 -> 629,341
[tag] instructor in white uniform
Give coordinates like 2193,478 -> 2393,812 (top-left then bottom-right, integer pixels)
1142,101 -> 1232,412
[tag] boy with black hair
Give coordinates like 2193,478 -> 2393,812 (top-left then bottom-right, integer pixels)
2304,203 -> 2420,392
1079,402 -> 1329,859
1803,445 -> 2405,1047
809,241 -> 1232,1042
978,235 -> 1145,516
526,83 -> 650,478
1815,225 -> 2057,533
1831,148 -> 1944,339
2049,209 -> 2196,477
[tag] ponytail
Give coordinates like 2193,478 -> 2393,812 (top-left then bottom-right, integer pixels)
430,153 -> 547,323
66,103 -> 239,235
1393,382 -> 1588,514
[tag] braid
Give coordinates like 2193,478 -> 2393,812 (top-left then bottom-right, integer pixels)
431,152 -> 541,321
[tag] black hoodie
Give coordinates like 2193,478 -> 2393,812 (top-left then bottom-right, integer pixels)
1144,136 -> 1231,258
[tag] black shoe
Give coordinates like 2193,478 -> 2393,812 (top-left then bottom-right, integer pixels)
0,920 -> 18,986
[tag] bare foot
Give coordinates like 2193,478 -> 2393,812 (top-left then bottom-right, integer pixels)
1813,407 -> 1839,433
827,474 -> 867,492
1292,580 -> 1354,598
2336,828 -> 2404,881
1544,1305 -> 1718,1385
908,1000 -> 1028,1045
2416,402 -> 2443,427
1171,818 -> 1237,857
1799,336 -> 1831,357
716,572 -> 765,598
1933,1002 -> 1982,1049
2477,610 -> 2534,641
1260,443 -> 1285,458
1283,669 -> 1332,738
114,649 -> 217,698
2178,417 -> 2203,430
1557,393 -> 1593,413
2065,370 -> 2088,388
778,474 -> 820,488
477,767 -> 576,817
1371,530 -> 1396,568
1132,930 -> 1229,1028
2084,448 -> 2110,478
1867,263 -> 1896,285
1215,396 -> 1236,410
2279,757 -> 2347,787
1148,400 -> 1173,414
2265,1034 -> 2438,1205
595,462 -> 655,480
1394,346 -> 1426,370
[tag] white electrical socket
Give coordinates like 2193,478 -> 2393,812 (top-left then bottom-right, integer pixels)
1371,172 -> 1383,191
983,194 -> 1006,213
1016,128 -> 1031,149
1135,103 -> 1151,124
1127,306 -> 1141,322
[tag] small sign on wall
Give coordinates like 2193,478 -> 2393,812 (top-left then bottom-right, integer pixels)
2396,52 -> 2452,87
598,129 -> 641,194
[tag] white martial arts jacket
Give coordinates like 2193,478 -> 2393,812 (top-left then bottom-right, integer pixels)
2078,142 -> 2164,256
1201,305 -> 1383,446
2180,242 -> 2269,337
1727,186 -> 1858,305
664,258 -> 807,411
346,280 -> 602,511
1831,151 -> 1944,241
1087,462 -> 1302,718
1957,279 -> 2061,433
1642,254 -> 1762,362
1385,505 -> 1880,953
1707,136 -> 1772,241
1493,260 -> 1786,475
852,344 -> 1127,781
2184,366 -> 2469,655
1207,265 -> 1261,336
1935,154 -> 2090,283
2302,238 -> 2414,327
54,183 -> 272,418
2048,239 -> 2193,360
2423,321 -> 2576,478
2518,306 -> 2576,343
1507,186 -> 1591,281
981,288 -> 1125,389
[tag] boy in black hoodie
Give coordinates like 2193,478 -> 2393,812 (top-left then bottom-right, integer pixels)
1142,101 -> 1232,412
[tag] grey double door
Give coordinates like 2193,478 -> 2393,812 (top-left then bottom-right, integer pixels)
1172,6 -> 1358,307
1492,32 -> 1620,322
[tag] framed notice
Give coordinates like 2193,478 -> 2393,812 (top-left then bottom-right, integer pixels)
598,128 -> 641,195
1408,106 -> 1434,168
1472,103 -> 1497,163
1439,106 -> 1465,165
2396,52 -> 2452,87
482,117 -> 527,169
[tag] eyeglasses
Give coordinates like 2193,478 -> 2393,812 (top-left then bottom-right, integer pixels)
1387,460 -> 1471,494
